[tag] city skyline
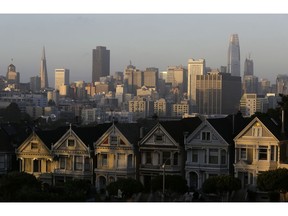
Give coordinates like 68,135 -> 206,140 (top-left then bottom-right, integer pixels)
0,14 -> 288,87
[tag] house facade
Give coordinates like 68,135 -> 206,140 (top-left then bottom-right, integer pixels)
138,118 -> 201,190
234,116 -> 288,188
94,123 -> 140,192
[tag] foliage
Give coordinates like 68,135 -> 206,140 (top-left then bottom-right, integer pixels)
2,102 -> 22,123
150,175 -> 188,194
202,175 -> 241,194
257,168 -> 288,193
106,178 -> 143,198
0,171 -> 42,201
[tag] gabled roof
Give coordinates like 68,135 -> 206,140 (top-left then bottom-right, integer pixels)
159,117 -> 202,145
73,123 -> 112,149
207,114 -> 251,143
115,123 -> 141,145
233,115 -> 288,141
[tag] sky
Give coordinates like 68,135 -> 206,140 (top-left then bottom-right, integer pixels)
1,1 -> 288,89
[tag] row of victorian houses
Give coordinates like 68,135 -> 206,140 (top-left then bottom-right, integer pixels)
1,112 -> 288,193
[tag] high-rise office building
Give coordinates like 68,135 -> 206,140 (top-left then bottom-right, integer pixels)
227,34 -> 241,77
167,65 -> 188,95
30,76 -> 41,93
124,64 -> 143,95
40,46 -> 49,89
242,75 -> 258,94
55,69 -> 69,95
143,67 -> 158,89
196,71 -> 242,115
92,46 -> 110,83
276,74 -> 288,95
6,63 -> 20,88
244,57 -> 254,76
187,58 -> 206,109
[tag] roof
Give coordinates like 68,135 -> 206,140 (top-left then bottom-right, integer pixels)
160,117 -> 202,144
207,114 -> 251,143
115,123 -> 141,145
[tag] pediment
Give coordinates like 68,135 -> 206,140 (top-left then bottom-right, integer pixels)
96,126 -> 133,148
52,129 -> 89,152
17,133 -> 51,155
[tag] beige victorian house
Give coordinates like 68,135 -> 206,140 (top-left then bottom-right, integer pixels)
234,116 -> 288,188
94,122 -> 140,192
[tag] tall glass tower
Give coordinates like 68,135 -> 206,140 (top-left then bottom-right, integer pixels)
40,46 -> 49,89
92,46 -> 110,83
227,34 -> 240,77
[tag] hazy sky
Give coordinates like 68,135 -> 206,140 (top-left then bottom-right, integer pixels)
0,14 -> 288,87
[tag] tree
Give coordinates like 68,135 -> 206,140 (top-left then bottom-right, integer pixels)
257,168 -> 288,201
0,171 -> 42,201
3,102 -> 21,123
150,175 -> 188,194
202,175 -> 241,201
106,178 -> 143,199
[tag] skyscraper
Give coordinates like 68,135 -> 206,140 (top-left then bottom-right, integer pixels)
55,69 -> 70,92
92,46 -> 110,83
244,57 -> 254,76
40,46 -> 49,89
187,58 -> 206,109
227,34 -> 241,77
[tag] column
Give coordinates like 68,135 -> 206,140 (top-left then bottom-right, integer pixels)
82,156 -> 85,172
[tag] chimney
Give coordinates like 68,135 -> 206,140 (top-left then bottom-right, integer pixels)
282,108 -> 285,134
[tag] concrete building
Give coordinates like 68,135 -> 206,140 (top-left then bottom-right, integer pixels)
143,67 -> 158,89
187,58 -> 206,111
196,71 -> 242,115
276,74 -> 288,95
124,64 -> 143,95
239,93 -> 269,117
167,65 -> 188,95
242,75 -> 258,94
172,100 -> 189,117
6,63 -> 20,90
92,46 -> 110,83
30,76 -> 41,93
154,98 -> 167,117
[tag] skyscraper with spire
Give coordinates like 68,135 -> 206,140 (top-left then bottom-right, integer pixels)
227,34 -> 241,77
40,46 -> 49,89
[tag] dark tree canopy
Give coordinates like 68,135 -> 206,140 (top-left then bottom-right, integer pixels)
202,175 -> 241,194
106,178 -> 143,198
150,175 -> 188,194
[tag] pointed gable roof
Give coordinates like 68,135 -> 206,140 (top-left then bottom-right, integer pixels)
159,117 -> 202,144
207,114 -> 251,143
115,122 -> 141,145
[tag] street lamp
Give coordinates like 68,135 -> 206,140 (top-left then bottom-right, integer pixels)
162,157 -> 171,200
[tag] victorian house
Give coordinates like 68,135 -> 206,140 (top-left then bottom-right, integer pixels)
138,117 -> 202,190
16,124 -> 111,186
93,122 -> 141,192
185,114 -> 248,190
234,116 -> 288,188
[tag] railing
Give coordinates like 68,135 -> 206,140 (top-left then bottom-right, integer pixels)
53,169 -> 92,175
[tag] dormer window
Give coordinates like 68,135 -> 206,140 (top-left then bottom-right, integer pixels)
110,135 -> 118,145
31,142 -> 38,150
201,131 -> 211,141
252,122 -> 262,137
155,135 -> 163,142
67,139 -> 75,147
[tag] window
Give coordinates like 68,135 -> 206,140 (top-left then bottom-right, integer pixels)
271,146 -> 275,161
33,159 -> 41,172
173,152 -> 178,165
162,152 -> 171,165
240,148 -> 247,160
209,149 -> 218,164
67,139 -> 75,147
110,135 -> 118,145
146,152 -> 152,164
59,157 -> 66,169
221,150 -> 226,165
192,152 -> 198,163
31,142 -> 38,150
252,125 -> 262,137
84,158 -> 90,171
258,146 -> 268,160
117,153 -> 125,168
46,160 -> 52,172
201,132 -> 211,141
74,156 -> 83,170
0,155 -> 5,169
102,154 -> 108,166
155,135 -> 163,142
